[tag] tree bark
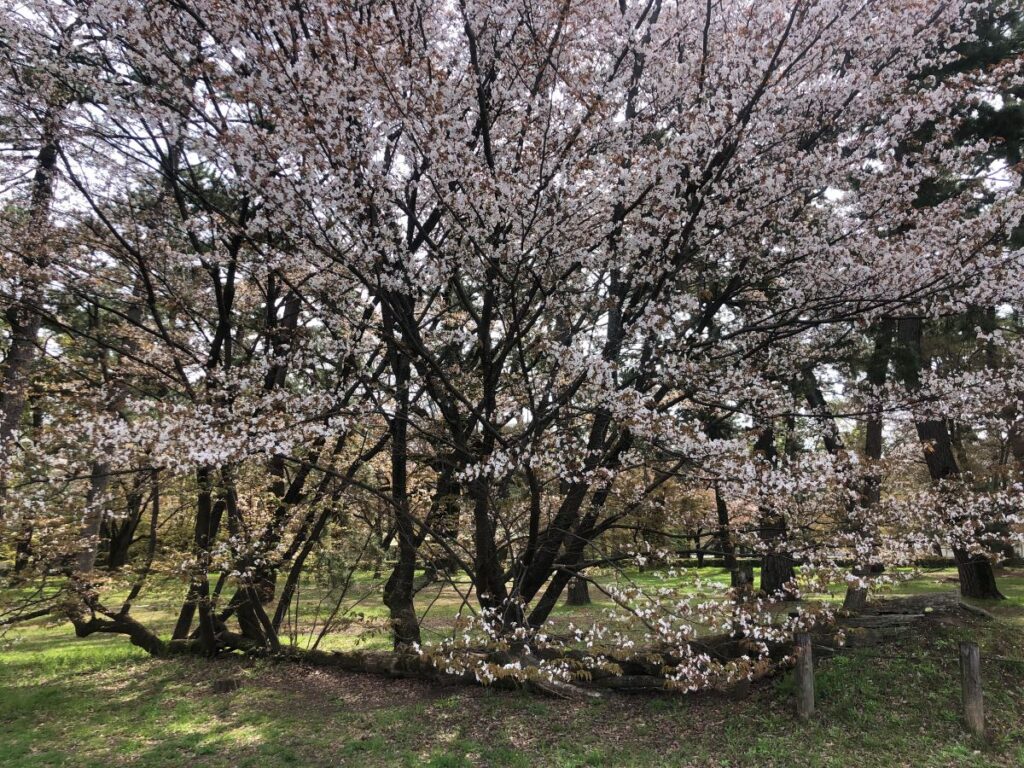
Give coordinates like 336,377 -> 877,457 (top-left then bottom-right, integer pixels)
760,548 -> 796,598
381,302 -> 421,648
895,317 -> 1003,600
172,469 -> 226,647
714,484 -> 738,574
954,549 -> 1004,600
74,463 -> 112,576
100,487 -> 146,570
12,526 -> 33,575
565,577 -> 591,606
425,460 -> 461,574
754,426 -> 796,598
271,507 -> 330,634
1,109 -> 61,541
0,112 -> 59,453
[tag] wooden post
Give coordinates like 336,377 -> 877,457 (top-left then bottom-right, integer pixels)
795,632 -> 814,720
959,641 -> 984,738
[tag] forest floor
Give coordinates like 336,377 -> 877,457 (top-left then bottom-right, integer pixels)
2,568 -> 1023,767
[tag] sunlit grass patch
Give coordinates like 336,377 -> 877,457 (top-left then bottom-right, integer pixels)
1,567 -> 1022,767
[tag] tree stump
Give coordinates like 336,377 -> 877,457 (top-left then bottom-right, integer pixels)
212,678 -> 242,694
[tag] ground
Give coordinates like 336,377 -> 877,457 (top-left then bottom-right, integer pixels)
2,568 -> 1023,767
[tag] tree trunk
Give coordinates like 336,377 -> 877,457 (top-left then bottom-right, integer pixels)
0,311 -> 43,451
381,303 -> 421,648
74,463 -> 112,576
731,562 -> 754,590
526,513 -> 600,629
13,527 -> 33,575
802,321 -> 894,610
714,484 -> 738,574
271,506 -> 334,633
104,524 -> 135,570
754,426 -> 796,598
0,110 -> 60,525
426,463 -> 461,574
802,365 -> 867,611
101,489 -> 145,570
172,469 -> 225,648
565,577 -> 591,606
268,433 -> 391,636
954,549 -> 1004,600
843,324 -> 892,611
469,474 -> 513,617
895,317 -> 1003,600
0,114 -> 59,452
760,550 -> 796,598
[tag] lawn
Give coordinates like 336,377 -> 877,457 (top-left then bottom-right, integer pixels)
1,568 -> 1023,767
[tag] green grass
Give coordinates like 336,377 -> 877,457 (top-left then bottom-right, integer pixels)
2,568 -> 1023,766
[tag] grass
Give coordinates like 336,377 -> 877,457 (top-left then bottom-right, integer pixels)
1,568 -> 1023,767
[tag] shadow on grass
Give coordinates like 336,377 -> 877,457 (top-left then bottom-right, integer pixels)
1,568 -> 1023,767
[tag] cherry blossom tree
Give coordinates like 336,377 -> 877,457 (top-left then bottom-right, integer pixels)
1,0 -> 1022,691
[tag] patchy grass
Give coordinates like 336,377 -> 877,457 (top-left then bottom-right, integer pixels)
2,569 -> 1023,767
